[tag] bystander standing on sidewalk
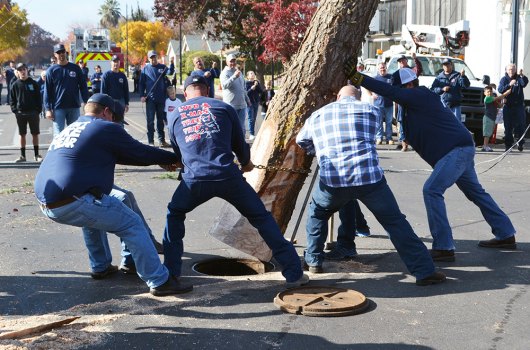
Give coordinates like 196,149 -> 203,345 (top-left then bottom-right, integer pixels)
9,63 -> 43,163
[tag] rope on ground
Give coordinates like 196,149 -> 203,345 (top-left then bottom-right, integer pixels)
475,123 -> 530,174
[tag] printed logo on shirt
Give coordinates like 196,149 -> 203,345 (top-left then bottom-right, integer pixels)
69,71 -> 77,78
158,68 -> 164,74
27,84 -> 35,91
168,106 -> 176,112
179,102 -> 220,142
50,121 -> 89,150
119,78 -> 124,83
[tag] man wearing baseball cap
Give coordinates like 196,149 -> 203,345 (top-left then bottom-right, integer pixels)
34,93 -> 191,296
9,63 -> 43,162
162,75 -> 309,289
220,54 -> 251,137
138,50 -> 174,147
431,58 -> 470,122
346,64 -> 517,263
44,43 -> 89,136
389,53 -> 423,151
101,54 -> 130,114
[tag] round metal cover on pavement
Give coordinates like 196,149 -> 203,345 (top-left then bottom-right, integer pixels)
274,286 -> 369,317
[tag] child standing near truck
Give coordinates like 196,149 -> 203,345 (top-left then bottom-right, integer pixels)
482,85 -> 510,152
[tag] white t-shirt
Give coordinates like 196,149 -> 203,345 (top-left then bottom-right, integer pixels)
165,97 -> 182,116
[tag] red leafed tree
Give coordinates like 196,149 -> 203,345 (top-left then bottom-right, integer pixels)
257,0 -> 317,64
153,0 -> 316,80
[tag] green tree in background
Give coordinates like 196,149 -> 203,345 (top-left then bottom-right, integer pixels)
98,0 -> 122,28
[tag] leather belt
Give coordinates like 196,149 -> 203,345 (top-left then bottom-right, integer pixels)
40,197 -> 77,209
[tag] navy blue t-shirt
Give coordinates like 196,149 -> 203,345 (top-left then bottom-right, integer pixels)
139,63 -> 171,104
101,70 -> 130,105
167,96 -> 250,182
362,76 -> 473,167
44,62 -> 89,110
35,116 -> 178,203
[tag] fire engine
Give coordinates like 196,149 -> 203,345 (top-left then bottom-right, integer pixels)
69,28 -> 124,90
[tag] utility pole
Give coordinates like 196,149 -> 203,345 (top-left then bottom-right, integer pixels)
511,0 -> 519,65
179,21 -> 183,85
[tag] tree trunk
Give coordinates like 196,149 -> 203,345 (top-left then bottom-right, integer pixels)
209,0 -> 379,260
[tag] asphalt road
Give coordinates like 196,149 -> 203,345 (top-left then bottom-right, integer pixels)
0,86 -> 529,349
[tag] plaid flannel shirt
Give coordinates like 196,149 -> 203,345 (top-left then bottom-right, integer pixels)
296,96 -> 384,187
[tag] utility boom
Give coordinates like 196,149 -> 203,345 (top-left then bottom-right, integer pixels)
400,20 -> 470,55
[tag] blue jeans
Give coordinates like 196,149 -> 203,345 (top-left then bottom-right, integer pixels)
397,105 -> 405,142
104,186 -> 158,267
503,104 -> 526,149
146,99 -> 166,143
53,108 -> 80,136
163,177 -> 303,282
235,108 -> 247,136
423,146 -> 516,250
40,193 -> 168,288
247,102 -> 260,136
336,200 -> 367,249
447,105 -> 463,122
305,177 -> 435,280
375,106 -> 394,141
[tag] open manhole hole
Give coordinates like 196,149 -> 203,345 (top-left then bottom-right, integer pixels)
193,258 -> 275,276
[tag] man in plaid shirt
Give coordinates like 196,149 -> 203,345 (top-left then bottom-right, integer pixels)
296,85 -> 445,286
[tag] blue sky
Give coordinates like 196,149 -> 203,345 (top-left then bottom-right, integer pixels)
18,0 -> 155,39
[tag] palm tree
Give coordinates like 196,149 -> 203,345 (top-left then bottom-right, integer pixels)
98,0 -> 122,28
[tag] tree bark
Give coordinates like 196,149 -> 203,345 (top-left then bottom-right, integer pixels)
209,0 -> 379,259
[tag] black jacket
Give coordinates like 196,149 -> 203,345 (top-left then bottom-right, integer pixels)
10,77 -> 42,115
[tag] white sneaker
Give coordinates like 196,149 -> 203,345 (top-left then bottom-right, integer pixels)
34,155 -> 43,162
376,139 -> 382,145
14,156 -> 26,163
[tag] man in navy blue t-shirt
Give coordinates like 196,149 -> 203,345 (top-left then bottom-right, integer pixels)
44,44 -> 89,136
163,76 -> 308,288
101,55 -> 130,113
138,50 -> 174,147
35,93 -> 191,296
347,66 -> 517,263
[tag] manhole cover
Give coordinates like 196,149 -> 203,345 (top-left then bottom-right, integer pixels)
274,286 -> 369,317
193,258 -> 274,276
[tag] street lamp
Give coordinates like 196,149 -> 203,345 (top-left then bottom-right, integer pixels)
126,2 -> 129,76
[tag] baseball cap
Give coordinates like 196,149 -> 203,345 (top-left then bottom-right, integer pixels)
88,93 -> 117,111
442,58 -> 452,65
226,54 -> 237,61
148,50 -> 157,58
111,101 -> 128,125
53,44 -> 66,53
184,75 -> 208,90
396,68 -> 417,86
15,63 -> 27,70
397,55 -> 408,62
111,54 -> 120,61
